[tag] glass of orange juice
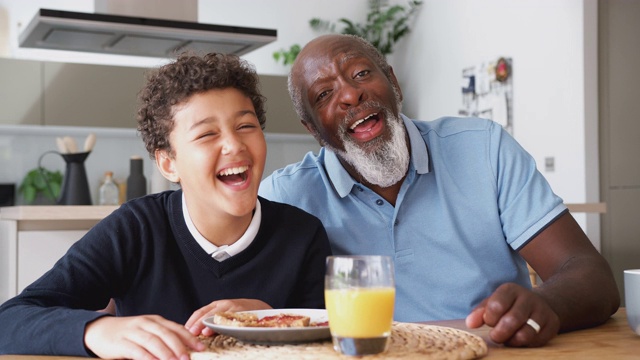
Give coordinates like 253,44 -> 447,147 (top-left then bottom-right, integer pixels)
325,255 -> 395,356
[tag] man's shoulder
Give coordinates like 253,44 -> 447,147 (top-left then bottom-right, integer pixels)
258,196 -> 324,227
260,195 -> 310,213
259,150 -> 330,204
412,116 -> 496,137
262,150 -> 326,182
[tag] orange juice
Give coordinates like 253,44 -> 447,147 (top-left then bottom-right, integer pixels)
325,287 -> 395,338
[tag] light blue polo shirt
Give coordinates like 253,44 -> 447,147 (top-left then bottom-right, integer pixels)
259,115 -> 566,322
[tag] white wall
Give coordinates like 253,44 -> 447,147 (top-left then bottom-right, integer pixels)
391,0 -> 599,246
395,0 -> 595,201
197,0 -> 368,75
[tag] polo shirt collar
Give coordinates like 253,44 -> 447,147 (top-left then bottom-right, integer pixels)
325,114 -> 430,198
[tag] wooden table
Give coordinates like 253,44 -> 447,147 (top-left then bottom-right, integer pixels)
0,308 -> 637,359
430,307 -> 638,358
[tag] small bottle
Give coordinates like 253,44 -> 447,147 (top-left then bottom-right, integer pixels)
99,171 -> 119,205
126,156 -> 147,201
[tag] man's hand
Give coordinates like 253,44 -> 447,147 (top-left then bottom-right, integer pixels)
465,283 -> 560,347
466,212 -> 619,347
185,299 -> 272,336
85,315 -> 205,360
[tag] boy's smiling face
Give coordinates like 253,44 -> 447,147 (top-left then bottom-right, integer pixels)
157,87 -> 266,226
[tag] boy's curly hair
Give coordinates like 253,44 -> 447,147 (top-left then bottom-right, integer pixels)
137,52 -> 266,159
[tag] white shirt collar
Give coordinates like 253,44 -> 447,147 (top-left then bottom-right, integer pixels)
182,192 -> 261,261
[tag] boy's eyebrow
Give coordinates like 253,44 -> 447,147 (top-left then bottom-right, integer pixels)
188,109 -> 258,131
237,109 -> 257,117
188,117 -> 214,131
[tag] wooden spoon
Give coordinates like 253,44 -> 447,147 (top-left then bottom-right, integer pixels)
56,137 -> 68,154
63,136 -> 78,153
84,133 -> 96,152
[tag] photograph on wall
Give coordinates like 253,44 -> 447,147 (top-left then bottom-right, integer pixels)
459,57 -> 513,134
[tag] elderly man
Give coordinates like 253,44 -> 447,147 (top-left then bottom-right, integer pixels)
259,34 -> 619,347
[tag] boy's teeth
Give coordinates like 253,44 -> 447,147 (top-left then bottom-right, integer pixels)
219,166 -> 248,176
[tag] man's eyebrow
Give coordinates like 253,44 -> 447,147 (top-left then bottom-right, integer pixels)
339,52 -> 359,65
306,52 -> 363,92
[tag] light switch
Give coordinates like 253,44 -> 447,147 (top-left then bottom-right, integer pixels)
545,157 -> 555,172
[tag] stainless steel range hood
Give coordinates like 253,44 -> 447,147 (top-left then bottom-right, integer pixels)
18,7 -> 277,58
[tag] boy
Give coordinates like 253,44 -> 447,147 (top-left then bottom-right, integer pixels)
0,53 -> 331,360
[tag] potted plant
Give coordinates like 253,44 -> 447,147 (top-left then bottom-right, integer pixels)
273,0 -> 422,66
18,167 -> 62,205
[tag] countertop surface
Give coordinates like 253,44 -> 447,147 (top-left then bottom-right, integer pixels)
0,206 -> 119,221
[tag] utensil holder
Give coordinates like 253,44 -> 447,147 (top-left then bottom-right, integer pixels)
58,151 -> 92,205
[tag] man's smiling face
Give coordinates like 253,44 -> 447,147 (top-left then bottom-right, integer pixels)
293,35 -> 409,187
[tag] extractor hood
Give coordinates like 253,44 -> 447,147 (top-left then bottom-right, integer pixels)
17,7 -> 277,58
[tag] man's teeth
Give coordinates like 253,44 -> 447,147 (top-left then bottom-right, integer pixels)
349,113 -> 377,130
218,166 -> 248,176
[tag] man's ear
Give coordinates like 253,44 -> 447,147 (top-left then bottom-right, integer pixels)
301,119 -> 325,146
389,66 -> 403,102
155,150 -> 179,183
301,119 -> 315,135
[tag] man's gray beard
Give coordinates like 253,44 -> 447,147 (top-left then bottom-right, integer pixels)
330,113 -> 410,188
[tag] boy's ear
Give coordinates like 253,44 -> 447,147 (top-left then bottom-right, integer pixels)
155,150 -> 179,183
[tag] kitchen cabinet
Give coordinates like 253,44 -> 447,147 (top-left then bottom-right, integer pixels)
259,74 -> 305,135
599,0 -> 640,304
0,58 -> 42,126
0,57 -> 306,134
0,58 -> 144,128
43,62 -> 146,128
0,205 -> 117,303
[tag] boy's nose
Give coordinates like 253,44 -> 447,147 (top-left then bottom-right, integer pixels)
221,133 -> 245,155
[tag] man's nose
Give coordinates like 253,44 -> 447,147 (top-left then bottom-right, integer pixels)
338,80 -> 365,110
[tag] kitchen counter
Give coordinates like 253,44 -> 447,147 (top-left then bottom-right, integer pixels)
0,205 -> 118,303
0,205 -> 118,220
0,205 -> 118,230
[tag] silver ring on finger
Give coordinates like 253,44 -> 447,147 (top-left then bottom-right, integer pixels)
526,318 -> 541,334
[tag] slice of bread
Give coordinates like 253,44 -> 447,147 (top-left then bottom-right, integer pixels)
213,312 -> 259,327
212,312 -> 311,328
257,314 -> 310,328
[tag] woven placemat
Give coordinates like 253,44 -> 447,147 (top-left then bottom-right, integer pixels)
192,322 -> 488,360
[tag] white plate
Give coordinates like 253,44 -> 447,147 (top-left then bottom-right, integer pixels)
203,308 -> 330,344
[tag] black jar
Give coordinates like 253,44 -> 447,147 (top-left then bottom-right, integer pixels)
126,156 -> 147,201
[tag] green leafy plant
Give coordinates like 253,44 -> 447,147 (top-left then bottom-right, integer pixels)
18,168 -> 62,204
273,0 -> 422,66
272,44 -> 301,67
